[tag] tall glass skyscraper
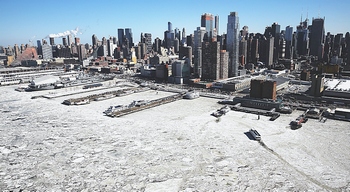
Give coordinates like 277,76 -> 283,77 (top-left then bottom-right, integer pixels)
125,28 -> 133,48
227,12 -> 239,77
309,17 -> 325,58
201,13 -> 214,39
117,28 -> 124,47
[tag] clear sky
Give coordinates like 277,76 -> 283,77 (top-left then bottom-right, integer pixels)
1,0 -> 349,47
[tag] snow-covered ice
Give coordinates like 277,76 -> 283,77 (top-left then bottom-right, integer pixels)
0,84 -> 349,191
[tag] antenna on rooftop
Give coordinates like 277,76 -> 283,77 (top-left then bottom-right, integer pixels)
301,8 -> 303,23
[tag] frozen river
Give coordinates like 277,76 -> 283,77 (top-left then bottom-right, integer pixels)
0,84 -> 349,191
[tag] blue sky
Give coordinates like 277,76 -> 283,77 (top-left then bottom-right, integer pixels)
1,0 -> 349,47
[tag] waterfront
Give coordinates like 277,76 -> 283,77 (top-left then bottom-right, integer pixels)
0,84 -> 349,191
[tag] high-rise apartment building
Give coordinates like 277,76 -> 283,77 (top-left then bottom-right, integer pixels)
201,41 -> 221,81
227,12 -> 239,77
285,26 -> 293,59
144,33 -> 152,53
42,44 -> 53,60
194,27 -> 206,77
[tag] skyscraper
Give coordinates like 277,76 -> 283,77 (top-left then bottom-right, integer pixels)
271,22 -> 281,62
215,15 -> 219,35
62,38 -> 67,47
227,12 -> 239,77
309,17 -> 325,58
92,34 -> 98,48
42,44 -> 53,60
74,37 -> 80,45
285,26 -> 293,59
201,13 -> 214,40
67,35 -> 73,46
201,41 -> 221,81
194,27 -> 206,77
144,33 -> 152,53
125,28 -> 133,48
49,37 -> 55,46
181,28 -> 186,45
118,28 -> 124,47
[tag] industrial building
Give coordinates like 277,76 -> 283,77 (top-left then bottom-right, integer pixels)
323,78 -> 350,99
250,79 -> 277,100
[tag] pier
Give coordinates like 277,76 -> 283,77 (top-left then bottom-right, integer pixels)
108,93 -> 184,117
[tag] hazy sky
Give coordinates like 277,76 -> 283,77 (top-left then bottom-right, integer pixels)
1,0 -> 349,47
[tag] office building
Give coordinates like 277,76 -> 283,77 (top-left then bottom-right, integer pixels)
67,35 -> 73,46
75,37 -> 80,45
125,28 -> 133,48
78,44 -> 86,61
181,28 -> 186,45
285,26 -> 293,59
250,79 -> 277,100
309,17 -> 325,58
179,46 -> 192,64
49,37 -> 55,46
215,15 -> 219,35
92,34 -> 98,48
62,38 -> 67,47
239,39 -> 247,65
259,36 -> 274,66
227,12 -> 239,77
42,44 -> 53,60
118,28 -> 124,47
165,22 -> 175,49
194,27 -> 206,77
144,33 -> 152,53
201,41 -> 221,81
154,37 -> 162,53
201,13 -> 215,40
37,40 -> 42,55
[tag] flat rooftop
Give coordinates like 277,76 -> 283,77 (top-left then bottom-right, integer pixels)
324,78 -> 350,92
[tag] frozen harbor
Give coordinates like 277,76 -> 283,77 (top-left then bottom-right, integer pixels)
0,84 -> 349,191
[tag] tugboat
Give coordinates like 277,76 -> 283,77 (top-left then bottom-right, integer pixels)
183,90 -> 200,99
104,105 -> 129,116
249,129 -> 261,141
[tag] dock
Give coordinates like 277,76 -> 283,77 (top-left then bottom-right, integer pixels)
62,87 -> 149,105
109,93 -> 184,117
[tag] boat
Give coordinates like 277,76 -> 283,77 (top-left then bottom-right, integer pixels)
116,89 -> 134,97
249,129 -> 261,141
211,110 -> 223,118
104,105 -> 129,116
219,105 -> 230,114
25,75 -> 61,91
183,90 -> 200,99
132,100 -> 150,107
73,99 -> 90,105
278,106 -> 293,114
93,94 -> 115,101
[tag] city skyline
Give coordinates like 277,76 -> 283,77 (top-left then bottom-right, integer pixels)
1,0 -> 350,47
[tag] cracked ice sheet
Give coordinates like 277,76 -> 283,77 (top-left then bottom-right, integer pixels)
0,84 -> 350,191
